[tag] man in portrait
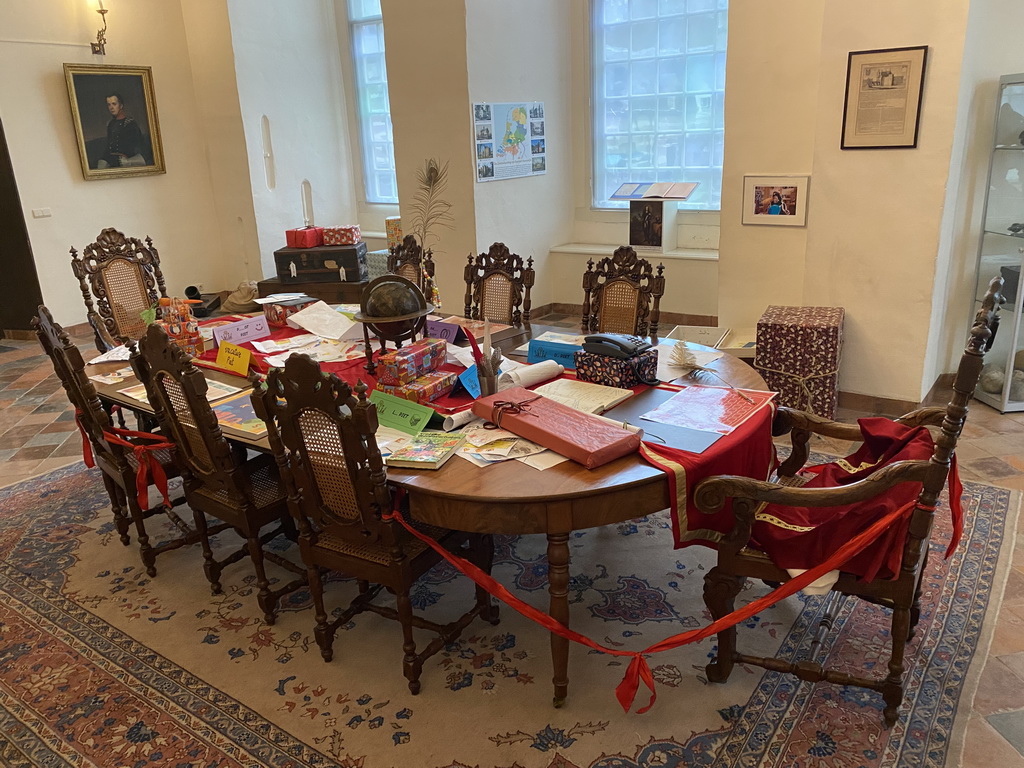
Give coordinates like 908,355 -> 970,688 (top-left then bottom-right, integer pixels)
97,92 -> 149,168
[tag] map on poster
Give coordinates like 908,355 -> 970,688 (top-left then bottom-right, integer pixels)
473,101 -> 546,182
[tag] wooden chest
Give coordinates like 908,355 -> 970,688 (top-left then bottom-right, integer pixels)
273,242 -> 368,283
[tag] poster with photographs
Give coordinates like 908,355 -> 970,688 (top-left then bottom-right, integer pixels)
473,101 -> 546,182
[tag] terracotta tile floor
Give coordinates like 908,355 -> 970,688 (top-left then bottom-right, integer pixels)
1,321 -> 1023,765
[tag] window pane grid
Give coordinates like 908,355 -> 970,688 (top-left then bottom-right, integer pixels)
348,5 -> 397,205
593,0 -> 727,210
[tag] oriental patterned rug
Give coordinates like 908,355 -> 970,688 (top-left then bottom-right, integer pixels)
0,463 -> 1013,768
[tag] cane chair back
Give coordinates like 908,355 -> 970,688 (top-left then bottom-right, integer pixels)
252,354 -> 393,549
581,246 -> 665,339
71,228 -> 168,352
464,242 -> 534,325
388,235 -> 436,297
131,324 -> 242,501
692,275 -> 1004,726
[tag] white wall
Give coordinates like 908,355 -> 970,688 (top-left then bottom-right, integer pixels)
227,0 -> 359,279
465,0 -> 574,310
0,0 -> 230,327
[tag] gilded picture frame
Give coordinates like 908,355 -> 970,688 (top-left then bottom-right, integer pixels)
64,63 -> 165,180
841,46 -> 928,150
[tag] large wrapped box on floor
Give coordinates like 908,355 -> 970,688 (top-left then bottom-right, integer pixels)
273,243 -> 368,284
754,305 -> 844,419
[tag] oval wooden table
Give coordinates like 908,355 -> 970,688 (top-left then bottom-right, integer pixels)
387,325 -> 768,706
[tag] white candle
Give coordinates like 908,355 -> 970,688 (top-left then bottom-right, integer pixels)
483,318 -> 491,355
98,0 -> 105,9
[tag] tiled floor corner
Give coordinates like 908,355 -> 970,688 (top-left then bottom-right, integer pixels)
1,319 -> 1023,765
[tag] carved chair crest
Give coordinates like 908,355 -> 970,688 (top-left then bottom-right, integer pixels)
71,227 -> 168,352
388,234 -> 436,296
252,354 -> 394,548
464,241 -> 534,325
581,245 -> 665,339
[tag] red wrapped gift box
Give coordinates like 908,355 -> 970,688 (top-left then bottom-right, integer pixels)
323,225 -> 361,246
754,305 -> 844,419
263,296 -> 317,328
376,370 -> 457,404
472,387 -> 641,469
377,338 -> 447,386
285,226 -> 324,249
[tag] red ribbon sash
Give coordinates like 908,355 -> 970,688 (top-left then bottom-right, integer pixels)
102,428 -> 174,512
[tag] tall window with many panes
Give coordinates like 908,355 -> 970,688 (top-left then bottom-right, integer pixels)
592,0 -> 727,210
349,0 -> 397,204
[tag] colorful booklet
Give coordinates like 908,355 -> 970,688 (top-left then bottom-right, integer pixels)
211,392 -> 268,437
385,432 -> 467,470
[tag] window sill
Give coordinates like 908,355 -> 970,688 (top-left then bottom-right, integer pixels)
549,242 -> 718,262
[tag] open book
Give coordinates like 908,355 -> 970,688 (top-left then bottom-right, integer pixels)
533,378 -> 634,415
611,182 -> 699,200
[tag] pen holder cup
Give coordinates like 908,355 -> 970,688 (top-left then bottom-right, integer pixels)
478,371 -> 498,398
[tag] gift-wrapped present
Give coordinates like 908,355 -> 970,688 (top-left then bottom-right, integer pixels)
376,338 -> 447,385
574,347 -> 658,388
366,248 -> 389,280
754,305 -> 844,419
375,369 -> 457,404
471,387 -> 641,469
263,295 -> 318,328
385,216 -> 402,249
285,226 -> 324,249
323,225 -> 361,246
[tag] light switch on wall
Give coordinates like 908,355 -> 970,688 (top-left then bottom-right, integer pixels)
31,208 -> 52,218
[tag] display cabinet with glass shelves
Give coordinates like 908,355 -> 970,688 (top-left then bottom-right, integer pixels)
974,73 -> 1024,412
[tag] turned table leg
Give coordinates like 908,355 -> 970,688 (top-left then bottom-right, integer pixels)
547,531 -> 570,707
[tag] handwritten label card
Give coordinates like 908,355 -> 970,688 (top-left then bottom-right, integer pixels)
212,315 -> 271,347
457,364 -> 503,399
369,390 -> 434,436
425,317 -> 465,344
216,342 -> 252,375
527,339 -> 579,370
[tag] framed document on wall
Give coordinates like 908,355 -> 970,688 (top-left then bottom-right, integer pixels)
840,46 -> 928,150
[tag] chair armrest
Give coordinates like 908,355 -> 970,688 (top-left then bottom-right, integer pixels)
894,407 -> 945,428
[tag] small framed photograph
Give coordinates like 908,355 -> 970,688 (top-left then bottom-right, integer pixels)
841,45 -> 928,150
742,176 -> 809,226
64,63 -> 165,180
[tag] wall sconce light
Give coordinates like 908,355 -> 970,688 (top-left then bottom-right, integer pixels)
91,0 -> 108,55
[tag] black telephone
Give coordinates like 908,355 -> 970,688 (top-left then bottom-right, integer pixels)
583,333 -> 653,360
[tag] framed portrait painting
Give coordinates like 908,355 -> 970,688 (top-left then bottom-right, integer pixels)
63,63 -> 165,180
841,45 -> 928,149
742,176 -> 809,226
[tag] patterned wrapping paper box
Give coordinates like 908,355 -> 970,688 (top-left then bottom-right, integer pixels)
365,249 -> 389,280
385,216 -> 402,248
574,348 -> 658,388
375,369 -> 457,404
285,226 -> 323,249
323,225 -> 361,246
754,305 -> 845,419
376,338 -> 447,385
263,296 -> 318,328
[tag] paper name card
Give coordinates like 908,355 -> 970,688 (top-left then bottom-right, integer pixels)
425,317 -> 465,343
527,339 -> 579,370
369,390 -> 434,436
212,315 -> 271,347
215,341 -> 252,375
458,363 -> 503,399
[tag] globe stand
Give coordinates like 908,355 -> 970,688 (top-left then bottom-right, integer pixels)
352,275 -> 434,376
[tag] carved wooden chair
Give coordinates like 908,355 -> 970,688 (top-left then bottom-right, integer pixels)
693,276 -> 1004,726
581,246 -> 665,340
130,324 -> 305,624
71,227 -> 168,353
388,234 -> 436,297
32,305 -> 194,575
464,242 -> 534,325
251,353 -> 498,693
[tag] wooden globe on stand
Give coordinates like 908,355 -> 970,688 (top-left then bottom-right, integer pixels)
353,274 -> 434,374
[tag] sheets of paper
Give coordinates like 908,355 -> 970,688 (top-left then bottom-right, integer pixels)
263,339 -> 363,368
285,300 -> 360,340
655,342 -> 724,383
251,334 -> 319,354
88,345 -> 132,364
640,385 -> 775,435
253,293 -> 309,305
89,366 -> 134,385
532,378 -> 633,414
456,425 -> 560,469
